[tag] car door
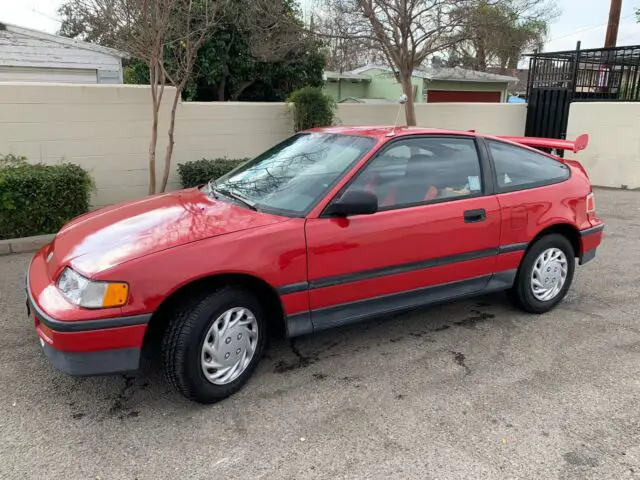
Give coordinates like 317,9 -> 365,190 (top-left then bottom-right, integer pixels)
304,135 -> 502,332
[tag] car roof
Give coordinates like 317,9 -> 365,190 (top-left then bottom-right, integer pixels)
306,125 -> 478,139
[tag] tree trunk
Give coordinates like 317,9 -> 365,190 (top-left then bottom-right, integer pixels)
217,76 -> 226,101
160,86 -> 181,193
147,61 -> 165,195
231,80 -> 256,101
476,43 -> 487,72
400,72 -> 417,126
498,59 -> 508,75
148,62 -> 158,195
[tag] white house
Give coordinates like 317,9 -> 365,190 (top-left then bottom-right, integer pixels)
0,22 -> 127,84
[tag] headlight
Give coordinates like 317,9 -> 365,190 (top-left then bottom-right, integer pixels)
57,268 -> 129,308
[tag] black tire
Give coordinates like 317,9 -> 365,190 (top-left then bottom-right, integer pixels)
509,234 -> 575,314
162,287 -> 266,403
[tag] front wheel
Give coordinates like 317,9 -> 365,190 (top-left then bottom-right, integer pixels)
162,287 -> 266,403
509,234 -> 575,314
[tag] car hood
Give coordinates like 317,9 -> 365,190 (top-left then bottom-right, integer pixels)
49,188 -> 287,277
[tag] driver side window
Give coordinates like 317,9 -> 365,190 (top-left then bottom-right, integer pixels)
347,136 -> 483,210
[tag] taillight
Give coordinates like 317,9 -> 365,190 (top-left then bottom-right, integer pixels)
586,192 -> 596,220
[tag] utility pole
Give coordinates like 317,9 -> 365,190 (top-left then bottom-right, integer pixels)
604,0 -> 622,48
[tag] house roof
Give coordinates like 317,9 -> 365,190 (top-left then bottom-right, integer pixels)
350,64 -> 518,83
337,97 -> 394,104
324,71 -> 371,81
487,68 -> 529,93
0,22 -> 128,59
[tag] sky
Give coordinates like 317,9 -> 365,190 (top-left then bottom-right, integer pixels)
1,0 -> 639,54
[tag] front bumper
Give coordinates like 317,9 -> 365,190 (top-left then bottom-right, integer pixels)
41,342 -> 142,376
27,253 -> 151,376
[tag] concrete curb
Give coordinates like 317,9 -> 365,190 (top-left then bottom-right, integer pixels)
0,234 -> 55,256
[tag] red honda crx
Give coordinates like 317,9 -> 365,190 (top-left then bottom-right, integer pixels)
26,126 -> 604,403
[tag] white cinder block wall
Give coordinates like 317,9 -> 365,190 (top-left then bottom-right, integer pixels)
335,103 -> 527,136
567,103 -> 640,189
0,84 -> 294,206
0,83 -> 635,206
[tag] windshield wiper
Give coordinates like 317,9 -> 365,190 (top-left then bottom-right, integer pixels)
214,187 -> 258,211
206,179 -> 219,199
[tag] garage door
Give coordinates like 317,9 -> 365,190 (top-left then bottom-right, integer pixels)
0,66 -> 98,84
427,90 -> 502,103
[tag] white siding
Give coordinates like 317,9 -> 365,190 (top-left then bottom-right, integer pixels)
0,66 -> 97,84
0,26 -> 123,84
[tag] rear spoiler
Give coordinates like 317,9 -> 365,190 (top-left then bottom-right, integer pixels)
496,134 -> 589,154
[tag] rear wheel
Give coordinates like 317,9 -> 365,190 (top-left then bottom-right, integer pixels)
162,287 -> 266,403
509,234 -> 575,314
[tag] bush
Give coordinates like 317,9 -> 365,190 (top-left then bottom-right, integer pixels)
177,158 -> 248,189
0,153 -> 28,167
0,158 -> 93,240
287,86 -> 336,132
123,58 -> 150,85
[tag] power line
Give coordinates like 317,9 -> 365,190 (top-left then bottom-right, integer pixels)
617,31 -> 640,44
29,6 -> 62,25
546,12 -> 636,44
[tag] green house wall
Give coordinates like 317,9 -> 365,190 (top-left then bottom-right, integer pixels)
324,70 -> 510,103
366,68 -> 425,102
324,81 -> 369,101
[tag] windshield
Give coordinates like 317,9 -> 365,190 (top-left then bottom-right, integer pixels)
207,133 -> 376,216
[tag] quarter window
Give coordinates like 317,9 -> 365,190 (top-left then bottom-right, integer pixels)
488,140 -> 570,191
345,137 -> 483,210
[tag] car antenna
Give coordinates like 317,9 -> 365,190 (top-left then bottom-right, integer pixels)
386,94 -> 408,137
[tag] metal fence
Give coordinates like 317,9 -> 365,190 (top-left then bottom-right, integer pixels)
526,43 -> 640,102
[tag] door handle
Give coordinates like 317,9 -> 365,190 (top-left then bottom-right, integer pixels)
464,208 -> 486,223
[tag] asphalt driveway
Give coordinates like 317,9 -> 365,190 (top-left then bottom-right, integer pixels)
1,188 -> 640,480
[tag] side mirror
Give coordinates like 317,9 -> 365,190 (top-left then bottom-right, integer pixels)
324,190 -> 378,217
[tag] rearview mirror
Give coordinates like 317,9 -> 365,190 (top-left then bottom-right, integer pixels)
324,190 -> 378,217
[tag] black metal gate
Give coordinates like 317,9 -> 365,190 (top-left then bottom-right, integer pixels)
524,87 -> 572,145
524,42 -> 640,152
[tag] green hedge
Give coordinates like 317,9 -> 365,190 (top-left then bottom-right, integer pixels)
287,86 -> 336,132
177,158 -> 248,188
0,156 -> 93,240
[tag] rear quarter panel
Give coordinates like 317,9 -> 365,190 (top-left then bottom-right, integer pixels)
496,166 -> 592,247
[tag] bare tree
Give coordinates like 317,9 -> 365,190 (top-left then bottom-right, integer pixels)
242,0 -> 308,63
313,0 -> 383,73
448,0 -> 556,72
58,0 -> 122,47
327,0 -> 469,126
157,1 -> 225,192
118,0 -> 173,195
60,0 -> 226,194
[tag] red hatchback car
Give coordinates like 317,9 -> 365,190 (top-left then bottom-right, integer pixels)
27,126 -> 604,403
